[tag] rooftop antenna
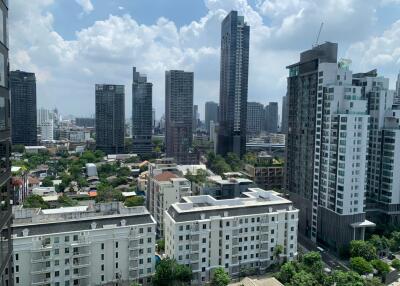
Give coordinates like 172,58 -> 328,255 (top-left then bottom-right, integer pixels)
313,22 -> 324,48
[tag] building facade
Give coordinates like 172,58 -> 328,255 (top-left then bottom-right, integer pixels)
247,102 -> 264,135
244,156 -> 284,191
75,118 -> 95,128
148,171 -> 191,237
264,102 -> 278,134
132,67 -> 153,157
95,84 -> 125,154
217,11 -> 250,158
10,70 -> 37,146
205,101 -> 218,133
286,43 -> 374,250
281,95 -> 288,134
165,70 -> 195,164
165,189 -> 298,285
10,204 -> 156,286
0,1 -> 13,284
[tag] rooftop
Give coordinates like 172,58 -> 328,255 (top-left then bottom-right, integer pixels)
12,203 -> 155,237
167,189 -> 296,222
154,171 -> 178,182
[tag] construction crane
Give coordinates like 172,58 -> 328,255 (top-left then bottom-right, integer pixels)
313,22 -> 324,47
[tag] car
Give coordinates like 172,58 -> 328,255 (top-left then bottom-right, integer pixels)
317,246 -> 325,252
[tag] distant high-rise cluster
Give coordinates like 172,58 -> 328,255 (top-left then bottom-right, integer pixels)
132,67 -> 153,157
165,70 -> 195,164
95,84 -> 125,154
217,11 -> 250,158
246,102 -> 264,135
10,70 -> 37,146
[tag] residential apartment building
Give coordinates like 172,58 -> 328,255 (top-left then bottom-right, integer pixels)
165,188 -> 298,285
165,70 -> 195,164
9,203 -> 156,286
354,70 -> 400,223
95,84 -> 125,154
264,102 -> 278,133
132,67 -> 153,157
10,70 -> 37,146
148,171 -> 191,237
247,102 -> 264,135
217,11 -> 250,158
0,1 -> 13,284
286,43 -> 374,250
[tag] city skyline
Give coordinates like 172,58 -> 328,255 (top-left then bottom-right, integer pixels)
9,1 -> 400,119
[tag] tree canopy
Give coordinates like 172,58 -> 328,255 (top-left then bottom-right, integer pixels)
211,268 -> 230,286
23,194 -> 50,209
152,258 -> 192,286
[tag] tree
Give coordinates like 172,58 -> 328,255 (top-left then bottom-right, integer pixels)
225,152 -> 242,171
276,261 -> 297,284
369,235 -> 390,256
371,259 -> 390,277
390,231 -> 400,251
349,257 -> 373,275
211,268 -> 230,286
391,258 -> 400,270
288,270 -> 318,286
273,244 -> 284,264
364,277 -> 385,286
350,240 -> 377,261
23,194 -> 50,209
41,177 -> 54,187
328,271 -> 364,286
124,196 -> 144,207
156,239 -> 165,253
152,258 -> 192,286
302,251 -> 323,270
243,152 -> 257,165
57,194 -> 77,207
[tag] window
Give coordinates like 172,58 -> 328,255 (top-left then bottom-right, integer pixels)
116,262 -> 118,269
73,235 -> 78,241
148,227 -> 152,233
65,236 -> 70,242
202,224 -> 207,229
101,275 -> 104,282
101,243 -> 104,250
65,248 -> 69,254
115,242 -> 118,248
115,252 -> 118,258
54,260 -> 59,266
101,265 -> 104,271
15,265 -> 19,272
147,257 -> 151,263
65,259 -> 70,265
101,254 -> 104,260
15,254 -> 18,261
202,238 -> 206,243
55,271 -> 59,277
139,228 -> 143,234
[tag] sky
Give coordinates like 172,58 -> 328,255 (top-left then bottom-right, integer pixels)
9,0 -> 400,120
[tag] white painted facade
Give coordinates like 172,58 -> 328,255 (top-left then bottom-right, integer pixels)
10,204 -> 156,286
164,188 -> 298,285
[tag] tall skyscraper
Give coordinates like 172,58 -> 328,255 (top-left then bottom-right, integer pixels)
95,84 -> 125,154
10,70 -> 37,146
0,1 -> 13,284
264,102 -> 278,133
217,11 -> 250,158
354,70 -> 400,222
281,95 -> 288,134
246,102 -> 264,135
132,67 -> 153,157
205,101 -> 218,132
37,108 -> 54,142
165,70 -> 195,164
286,43 -> 374,250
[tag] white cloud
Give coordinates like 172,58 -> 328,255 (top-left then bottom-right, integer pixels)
346,20 -> 400,88
75,0 -> 94,14
8,0 -> 397,118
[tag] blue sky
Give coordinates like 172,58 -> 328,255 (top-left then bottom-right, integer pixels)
9,0 -> 400,120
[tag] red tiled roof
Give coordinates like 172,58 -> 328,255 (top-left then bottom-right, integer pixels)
154,171 -> 177,182
28,177 -> 40,185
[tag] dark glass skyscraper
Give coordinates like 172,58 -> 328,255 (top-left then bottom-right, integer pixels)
165,70 -> 195,164
205,101 -> 218,132
0,1 -> 13,284
217,11 -> 250,158
264,102 -> 278,133
10,70 -> 37,146
281,95 -> 288,134
132,67 -> 152,157
95,84 -> 125,154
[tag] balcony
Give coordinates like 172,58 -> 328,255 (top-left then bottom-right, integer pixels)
129,260 -> 139,269
31,278 -> 52,286
31,254 -> 52,263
